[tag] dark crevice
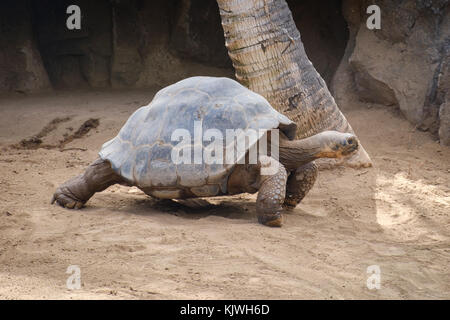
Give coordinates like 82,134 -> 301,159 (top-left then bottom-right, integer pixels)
287,0 -> 349,87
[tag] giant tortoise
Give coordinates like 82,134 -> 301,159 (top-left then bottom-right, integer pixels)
52,77 -> 358,227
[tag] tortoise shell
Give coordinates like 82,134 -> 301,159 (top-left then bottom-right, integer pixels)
99,76 -> 296,198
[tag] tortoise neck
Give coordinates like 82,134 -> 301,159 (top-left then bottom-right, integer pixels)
278,137 -> 322,170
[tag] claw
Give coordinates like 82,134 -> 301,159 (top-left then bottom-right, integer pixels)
258,213 -> 283,227
263,216 -> 283,227
74,202 -> 84,209
65,202 -> 75,209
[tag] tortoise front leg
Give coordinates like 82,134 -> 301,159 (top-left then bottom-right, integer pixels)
283,162 -> 318,210
51,158 -> 123,209
256,156 -> 288,227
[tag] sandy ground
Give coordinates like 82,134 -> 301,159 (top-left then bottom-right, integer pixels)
0,88 -> 449,299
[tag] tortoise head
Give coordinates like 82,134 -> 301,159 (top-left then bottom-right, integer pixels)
278,130 -> 360,169
314,131 -> 359,159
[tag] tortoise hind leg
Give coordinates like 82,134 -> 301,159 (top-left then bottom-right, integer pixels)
256,156 -> 288,227
51,158 -> 123,209
283,162 -> 318,210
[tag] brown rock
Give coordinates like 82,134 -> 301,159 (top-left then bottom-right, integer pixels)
334,0 -> 449,142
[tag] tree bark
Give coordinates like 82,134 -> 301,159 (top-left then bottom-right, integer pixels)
217,0 -> 371,167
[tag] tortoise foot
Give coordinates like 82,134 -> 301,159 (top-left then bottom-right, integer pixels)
51,186 -> 85,209
258,213 -> 283,227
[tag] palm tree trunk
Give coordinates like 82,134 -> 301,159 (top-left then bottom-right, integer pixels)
217,0 -> 371,167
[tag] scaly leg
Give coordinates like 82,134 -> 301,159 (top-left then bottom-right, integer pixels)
283,162 -> 318,210
51,158 -> 123,209
256,156 -> 288,227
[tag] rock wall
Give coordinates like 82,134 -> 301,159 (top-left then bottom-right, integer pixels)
33,0 -> 113,89
437,50 -> 450,144
1,0 -> 233,92
332,0 -> 450,145
169,0 -> 231,68
110,0 -> 233,88
0,0 -> 348,93
0,0 -> 51,93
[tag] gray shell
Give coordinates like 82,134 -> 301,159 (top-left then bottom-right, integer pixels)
99,76 -> 296,198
